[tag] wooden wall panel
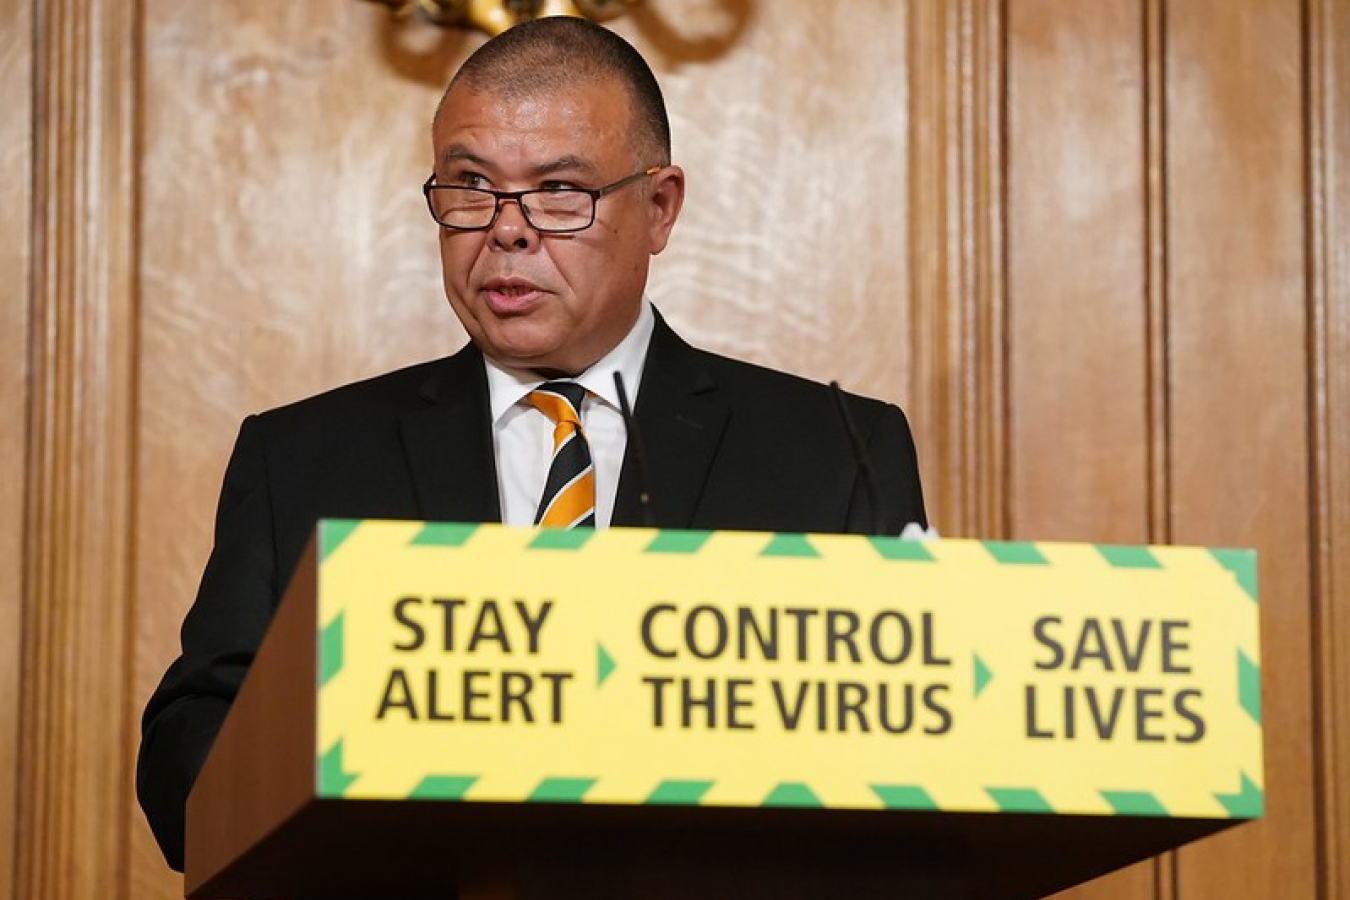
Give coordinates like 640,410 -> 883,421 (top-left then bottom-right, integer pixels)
1311,0 -> 1350,897
2,0 -> 1339,898
0,0 -> 32,893
642,1 -> 911,400
18,1 -> 140,900
1005,1 -> 1157,898
131,5 -> 460,895
1165,1 -> 1315,898
908,0 -> 1006,537
1007,0 -> 1152,546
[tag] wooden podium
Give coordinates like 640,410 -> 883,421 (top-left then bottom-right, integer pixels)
185,521 -> 1263,900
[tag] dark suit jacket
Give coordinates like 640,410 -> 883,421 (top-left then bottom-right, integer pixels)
137,312 -> 926,871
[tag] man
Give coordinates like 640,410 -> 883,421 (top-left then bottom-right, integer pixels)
138,16 -> 926,873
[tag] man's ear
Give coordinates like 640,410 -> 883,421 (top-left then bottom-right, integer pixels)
646,165 -> 685,254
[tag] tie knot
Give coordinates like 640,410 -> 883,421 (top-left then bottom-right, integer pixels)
528,381 -> 586,426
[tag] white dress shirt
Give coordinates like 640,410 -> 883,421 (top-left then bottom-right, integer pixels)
485,300 -> 655,528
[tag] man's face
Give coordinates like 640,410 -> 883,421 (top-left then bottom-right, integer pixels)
431,79 -> 684,374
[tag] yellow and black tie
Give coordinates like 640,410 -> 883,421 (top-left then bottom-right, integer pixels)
528,381 -> 596,529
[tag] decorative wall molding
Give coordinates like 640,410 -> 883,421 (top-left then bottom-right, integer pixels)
1143,0 -> 1171,549
0,0 -> 34,891
1144,9 -> 1175,899
18,0 -> 140,898
1309,0 -> 1350,896
907,0 -> 1008,539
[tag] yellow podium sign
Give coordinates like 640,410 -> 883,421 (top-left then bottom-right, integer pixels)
313,520 -> 1262,820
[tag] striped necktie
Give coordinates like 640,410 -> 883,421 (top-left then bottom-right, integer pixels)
527,381 -> 596,529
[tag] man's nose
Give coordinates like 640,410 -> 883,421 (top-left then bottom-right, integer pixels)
489,197 -> 537,250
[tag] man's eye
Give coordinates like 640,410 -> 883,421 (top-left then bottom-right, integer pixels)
454,172 -> 489,188
539,181 -> 580,193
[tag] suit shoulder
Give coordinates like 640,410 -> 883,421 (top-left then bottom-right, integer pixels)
250,353 -> 468,430
688,345 -> 894,415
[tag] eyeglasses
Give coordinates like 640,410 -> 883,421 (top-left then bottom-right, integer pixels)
423,166 -> 662,234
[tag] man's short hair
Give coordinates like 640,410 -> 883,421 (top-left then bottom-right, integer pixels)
441,16 -> 671,165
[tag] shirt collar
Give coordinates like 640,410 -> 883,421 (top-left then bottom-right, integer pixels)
484,299 -> 655,423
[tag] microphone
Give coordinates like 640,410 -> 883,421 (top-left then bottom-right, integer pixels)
614,371 -> 656,528
830,380 -> 884,536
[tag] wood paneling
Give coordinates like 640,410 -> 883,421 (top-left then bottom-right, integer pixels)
0,0 -> 33,892
18,1 -> 140,900
1165,1 -> 1314,898
642,0 -> 912,400
131,6 -> 462,895
1311,0 -> 1350,897
1005,1 -> 1159,896
908,0 -> 1006,537
1007,0 -> 1151,545
6,0 -> 1348,898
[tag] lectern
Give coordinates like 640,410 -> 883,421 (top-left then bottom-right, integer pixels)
186,521 -> 1263,899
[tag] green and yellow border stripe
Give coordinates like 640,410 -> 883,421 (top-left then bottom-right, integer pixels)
319,772 -> 1264,817
644,530 -> 713,554
317,739 -> 358,797
319,518 -> 362,560
1216,773 -> 1264,818
983,542 -> 1049,565
318,611 -> 345,688
1209,548 -> 1258,600
528,529 -> 595,551
1101,790 -> 1168,816
1096,545 -> 1163,569
871,784 -> 939,810
528,777 -> 597,802
410,775 -> 479,800
410,521 -> 479,547
985,787 -> 1053,813
760,534 -> 821,558
762,782 -> 824,807
646,780 -> 714,805
1238,650 -> 1262,724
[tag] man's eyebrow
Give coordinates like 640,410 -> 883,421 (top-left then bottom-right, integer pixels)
531,155 -> 599,178
435,149 -> 600,179
438,146 -> 488,168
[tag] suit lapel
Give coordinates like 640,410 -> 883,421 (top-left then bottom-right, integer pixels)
614,314 -> 729,528
399,345 -> 503,524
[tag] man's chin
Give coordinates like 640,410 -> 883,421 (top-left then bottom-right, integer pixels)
478,337 -> 577,376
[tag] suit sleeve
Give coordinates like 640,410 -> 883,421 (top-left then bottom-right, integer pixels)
136,415 -> 280,871
846,401 -> 928,535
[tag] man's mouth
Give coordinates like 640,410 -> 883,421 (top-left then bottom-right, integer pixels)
483,279 -> 545,314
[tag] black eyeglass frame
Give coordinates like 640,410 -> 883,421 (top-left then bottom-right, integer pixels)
422,165 -> 663,234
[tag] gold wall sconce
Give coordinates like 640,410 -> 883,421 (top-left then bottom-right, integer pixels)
364,0 -> 641,37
